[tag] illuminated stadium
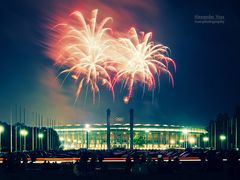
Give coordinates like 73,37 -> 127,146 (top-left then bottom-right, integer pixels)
54,123 -> 207,150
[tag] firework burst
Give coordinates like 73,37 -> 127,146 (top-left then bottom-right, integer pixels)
47,9 -> 176,103
113,27 -> 176,100
51,9 -> 116,103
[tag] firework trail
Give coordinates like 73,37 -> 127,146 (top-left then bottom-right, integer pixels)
51,9 -> 117,103
113,27 -> 176,100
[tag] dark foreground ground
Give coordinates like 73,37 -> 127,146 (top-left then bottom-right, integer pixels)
0,162 -> 239,180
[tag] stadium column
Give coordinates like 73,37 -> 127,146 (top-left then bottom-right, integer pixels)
107,108 -> 111,150
130,108 -> 134,149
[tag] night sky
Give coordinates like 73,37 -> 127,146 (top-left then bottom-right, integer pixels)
0,0 -> 239,127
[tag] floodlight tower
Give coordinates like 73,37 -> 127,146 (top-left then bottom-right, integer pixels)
107,109 -> 111,150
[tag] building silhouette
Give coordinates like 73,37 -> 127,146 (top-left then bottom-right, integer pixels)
208,106 -> 240,150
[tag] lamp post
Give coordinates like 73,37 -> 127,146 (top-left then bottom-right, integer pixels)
145,130 -> 149,149
203,137 -> 209,149
170,139 -> 175,148
38,133 -> 44,150
188,137 -> 196,148
85,124 -> 90,149
20,129 -> 28,151
182,129 -> 188,148
179,139 -> 184,148
0,125 -> 4,152
219,135 -> 226,150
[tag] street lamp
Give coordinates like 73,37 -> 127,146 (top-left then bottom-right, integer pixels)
179,139 -> 184,148
20,129 -> 28,151
85,124 -> 90,149
170,139 -> 175,148
219,135 -> 226,149
38,133 -> 44,150
0,125 -> 4,152
189,137 -> 196,147
203,137 -> 209,149
220,135 -> 226,141
38,133 -> 44,139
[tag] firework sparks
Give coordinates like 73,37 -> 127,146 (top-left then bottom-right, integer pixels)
47,9 -> 176,103
50,9 -> 116,103
113,27 -> 176,100
123,96 -> 129,104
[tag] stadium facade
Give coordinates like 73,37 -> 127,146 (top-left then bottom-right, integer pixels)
54,123 -> 207,150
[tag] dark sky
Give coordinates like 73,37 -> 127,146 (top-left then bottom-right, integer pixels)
0,0 -> 239,127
